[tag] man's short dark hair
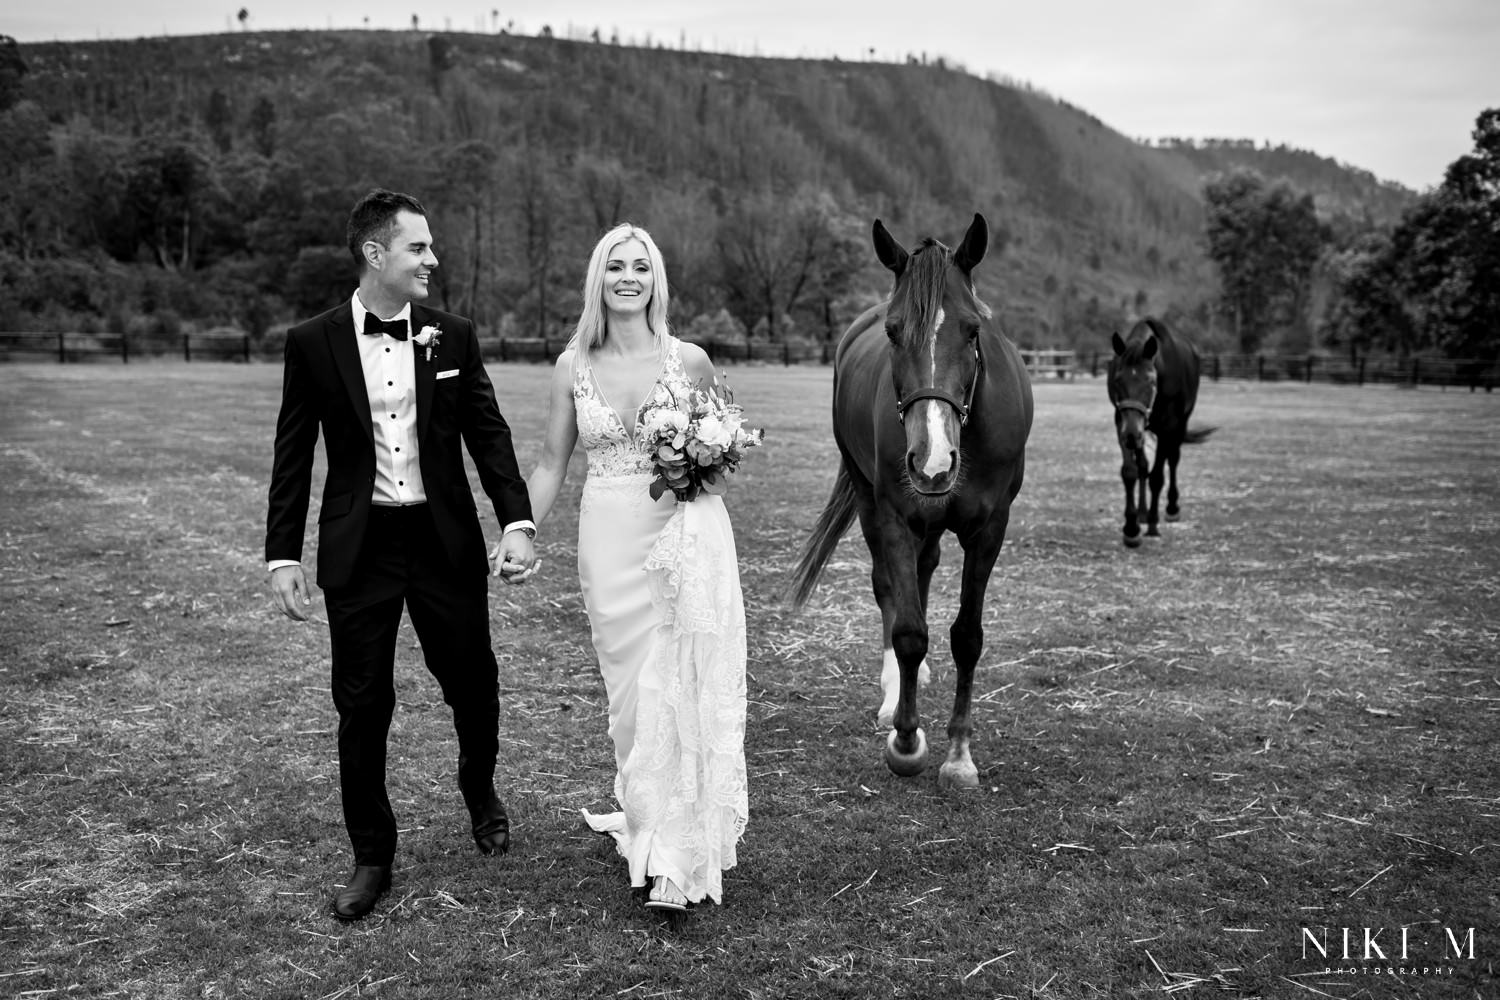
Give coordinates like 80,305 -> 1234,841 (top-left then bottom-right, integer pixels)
346,189 -> 428,268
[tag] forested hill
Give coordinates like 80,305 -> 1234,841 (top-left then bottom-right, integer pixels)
9,30 -> 1413,350
1149,138 -> 1416,223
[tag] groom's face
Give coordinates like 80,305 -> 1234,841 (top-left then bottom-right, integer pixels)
373,210 -> 438,303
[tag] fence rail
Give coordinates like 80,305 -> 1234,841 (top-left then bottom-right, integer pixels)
1077,350 -> 1499,391
0,331 -> 253,363
4,329 -> 1496,391
1020,349 -> 1076,380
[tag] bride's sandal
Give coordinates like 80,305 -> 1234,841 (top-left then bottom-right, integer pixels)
644,876 -> 690,913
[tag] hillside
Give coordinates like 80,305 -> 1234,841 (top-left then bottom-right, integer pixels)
1149,137 -> 1415,225
9,30 -> 1413,352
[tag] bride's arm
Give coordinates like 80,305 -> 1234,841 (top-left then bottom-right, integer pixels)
525,351 -> 579,529
680,342 -> 720,396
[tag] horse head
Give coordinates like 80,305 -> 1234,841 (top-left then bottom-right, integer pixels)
872,213 -> 991,498
1108,323 -> 1159,458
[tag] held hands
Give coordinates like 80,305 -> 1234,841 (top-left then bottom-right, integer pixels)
490,530 -> 540,585
270,565 -> 313,621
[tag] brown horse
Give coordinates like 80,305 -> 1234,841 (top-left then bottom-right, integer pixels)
1107,317 -> 1214,546
791,214 -> 1033,788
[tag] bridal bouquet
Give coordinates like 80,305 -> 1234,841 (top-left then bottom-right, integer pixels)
640,376 -> 764,502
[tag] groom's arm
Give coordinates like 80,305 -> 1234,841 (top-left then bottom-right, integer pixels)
453,319 -> 534,530
266,332 -> 320,617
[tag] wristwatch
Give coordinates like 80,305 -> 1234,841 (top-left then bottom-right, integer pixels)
513,525 -> 536,539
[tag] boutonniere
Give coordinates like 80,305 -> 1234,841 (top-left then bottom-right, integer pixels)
413,324 -> 442,362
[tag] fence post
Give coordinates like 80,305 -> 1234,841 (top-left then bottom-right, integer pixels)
1357,357 -> 1366,386
183,335 -> 191,362
1306,355 -> 1314,383
783,342 -> 791,366
1257,355 -> 1265,381
1212,355 -> 1221,381
243,335 -> 250,363
121,333 -> 129,365
58,332 -> 66,363
1411,358 -> 1420,386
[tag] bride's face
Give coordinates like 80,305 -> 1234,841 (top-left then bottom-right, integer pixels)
603,239 -> 653,317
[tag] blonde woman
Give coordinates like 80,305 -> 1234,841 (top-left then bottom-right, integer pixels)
524,224 -> 748,914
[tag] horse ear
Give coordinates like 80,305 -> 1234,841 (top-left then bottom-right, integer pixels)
1111,332 -> 1127,356
872,219 -> 909,275
1141,335 -> 1159,360
954,213 -> 988,273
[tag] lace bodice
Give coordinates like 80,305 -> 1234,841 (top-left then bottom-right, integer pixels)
573,338 -> 693,481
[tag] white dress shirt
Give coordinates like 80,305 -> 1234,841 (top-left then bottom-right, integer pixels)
266,292 -> 533,573
354,293 -> 427,507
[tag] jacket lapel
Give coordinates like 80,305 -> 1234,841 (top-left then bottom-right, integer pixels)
411,305 -> 436,446
325,303 -> 374,446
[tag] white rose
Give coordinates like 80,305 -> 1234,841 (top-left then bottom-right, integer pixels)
694,413 -> 733,449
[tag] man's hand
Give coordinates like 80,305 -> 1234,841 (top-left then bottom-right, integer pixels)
270,564 -> 314,621
489,530 -> 538,585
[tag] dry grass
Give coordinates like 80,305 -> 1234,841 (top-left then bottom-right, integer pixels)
1,362 -> 1497,999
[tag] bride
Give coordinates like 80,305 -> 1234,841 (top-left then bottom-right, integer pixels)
522,223 -> 749,913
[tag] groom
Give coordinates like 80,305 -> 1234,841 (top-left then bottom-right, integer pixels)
266,188 -> 537,921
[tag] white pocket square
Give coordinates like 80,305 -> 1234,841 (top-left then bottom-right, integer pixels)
435,369 -> 460,381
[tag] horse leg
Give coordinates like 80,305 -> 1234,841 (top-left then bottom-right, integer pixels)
1164,438 -> 1183,521
939,514 -> 1008,790
1121,457 -> 1142,547
1145,450 -> 1165,537
874,530 -> 937,728
866,515 -> 928,777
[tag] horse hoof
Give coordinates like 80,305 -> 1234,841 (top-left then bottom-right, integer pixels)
1146,526 -> 1161,537
938,761 -> 979,790
1123,534 -> 1142,548
876,706 -> 894,729
884,727 -> 927,777
1165,509 -> 1181,522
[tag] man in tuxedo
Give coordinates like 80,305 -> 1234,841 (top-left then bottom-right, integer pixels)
266,188 -> 537,921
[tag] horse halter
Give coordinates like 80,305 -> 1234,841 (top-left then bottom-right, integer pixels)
1114,397 -> 1152,421
896,342 -> 984,427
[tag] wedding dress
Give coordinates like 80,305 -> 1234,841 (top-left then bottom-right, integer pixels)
573,337 -> 748,905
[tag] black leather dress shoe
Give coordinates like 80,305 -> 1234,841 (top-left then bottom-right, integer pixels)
332,865 -> 391,921
469,795 -> 510,856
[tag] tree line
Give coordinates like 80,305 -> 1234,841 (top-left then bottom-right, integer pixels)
1199,108 -> 1499,360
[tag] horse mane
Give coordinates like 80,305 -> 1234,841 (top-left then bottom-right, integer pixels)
887,239 -> 991,348
1117,318 -> 1166,364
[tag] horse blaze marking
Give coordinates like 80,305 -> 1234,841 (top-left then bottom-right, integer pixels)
923,308 -> 952,479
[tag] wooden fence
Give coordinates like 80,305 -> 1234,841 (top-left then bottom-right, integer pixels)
0,332 -> 253,363
4,329 -> 1495,391
1076,351 -> 1500,391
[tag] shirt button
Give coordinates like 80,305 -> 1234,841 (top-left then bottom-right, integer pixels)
394,447 -> 400,452
385,347 -> 390,353
390,413 -> 396,419
398,480 -> 404,486
387,381 -> 393,386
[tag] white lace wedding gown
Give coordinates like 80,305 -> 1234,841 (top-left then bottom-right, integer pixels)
573,337 -> 749,905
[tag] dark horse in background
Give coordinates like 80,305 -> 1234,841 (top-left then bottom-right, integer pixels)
1107,317 -> 1214,547
790,214 -> 1033,789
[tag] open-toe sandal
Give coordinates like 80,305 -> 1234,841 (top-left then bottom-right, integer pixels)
644,876 -> 690,913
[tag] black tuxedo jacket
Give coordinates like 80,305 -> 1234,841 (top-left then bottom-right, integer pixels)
265,300 -> 532,589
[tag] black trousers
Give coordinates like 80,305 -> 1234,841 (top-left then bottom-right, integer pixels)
322,504 -> 500,867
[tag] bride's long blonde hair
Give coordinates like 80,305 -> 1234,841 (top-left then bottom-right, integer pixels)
570,223 -> 671,373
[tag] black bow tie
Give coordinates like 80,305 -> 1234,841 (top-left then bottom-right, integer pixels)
365,315 -> 409,341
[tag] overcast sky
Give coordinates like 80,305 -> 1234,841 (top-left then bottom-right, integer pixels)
11,1 -> 1497,191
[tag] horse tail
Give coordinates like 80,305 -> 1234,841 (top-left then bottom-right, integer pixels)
788,462 -> 859,609
1183,425 -> 1216,445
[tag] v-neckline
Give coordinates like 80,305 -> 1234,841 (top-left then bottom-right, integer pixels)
588,353 -> 667,440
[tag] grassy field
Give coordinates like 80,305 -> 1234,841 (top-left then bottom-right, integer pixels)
1,361 -> 1496,1000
